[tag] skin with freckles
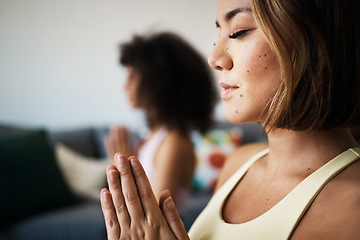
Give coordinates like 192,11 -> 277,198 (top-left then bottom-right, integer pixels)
209,0 -> 360,239
209,0 -> 281,124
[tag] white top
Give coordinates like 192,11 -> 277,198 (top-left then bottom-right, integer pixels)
188,148 -> 360,239
138,127 -> 169,184
138,126 -> 189,215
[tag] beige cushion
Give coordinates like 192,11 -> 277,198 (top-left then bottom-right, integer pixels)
55,143 -> 109,200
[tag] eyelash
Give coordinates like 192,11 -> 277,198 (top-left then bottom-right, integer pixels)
229,30 -> 250,39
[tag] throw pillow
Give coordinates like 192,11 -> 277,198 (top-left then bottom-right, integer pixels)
0,130 -> 79,229
192,127 -> 243,192
55,143 -> 109,200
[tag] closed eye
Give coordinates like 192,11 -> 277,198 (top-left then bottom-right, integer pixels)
229,30 -> 251,39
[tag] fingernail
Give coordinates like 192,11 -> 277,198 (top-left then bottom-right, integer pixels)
130,158 -> 139,169
108,170 -> 117,182
117,155 -> 126,166
165,197 -> 175,210
102,190 -> 111,201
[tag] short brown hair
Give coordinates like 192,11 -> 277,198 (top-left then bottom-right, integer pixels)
252,0 -> 360,131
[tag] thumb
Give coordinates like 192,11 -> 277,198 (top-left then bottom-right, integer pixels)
160,191 -> 189,240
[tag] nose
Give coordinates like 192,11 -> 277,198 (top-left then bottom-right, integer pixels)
208,41 -> 233,71
124,80 -> 129,91
124,79 -> 132,95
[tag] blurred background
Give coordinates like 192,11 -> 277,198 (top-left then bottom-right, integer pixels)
0,0 -> 225,133
0,2 -> 268,238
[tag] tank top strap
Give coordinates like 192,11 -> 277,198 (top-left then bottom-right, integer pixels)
188,148 -> 270,239
277,147 -> 360,238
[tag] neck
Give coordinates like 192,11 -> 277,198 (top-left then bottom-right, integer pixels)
264,127 -> 359,176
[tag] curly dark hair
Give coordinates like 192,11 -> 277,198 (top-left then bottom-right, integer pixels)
119,32 -> 218,134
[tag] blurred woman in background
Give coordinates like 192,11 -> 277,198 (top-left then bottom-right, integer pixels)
104,32 -> 218,215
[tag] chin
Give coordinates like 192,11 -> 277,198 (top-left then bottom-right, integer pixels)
224,106 -> 259,125
224,109 -> 243,125
129,101 -> 140,108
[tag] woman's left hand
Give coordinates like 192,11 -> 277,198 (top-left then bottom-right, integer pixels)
104,126 -> 132,160
100,154 -> 189,240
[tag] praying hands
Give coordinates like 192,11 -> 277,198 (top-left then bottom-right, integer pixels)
100,154 -> 190,240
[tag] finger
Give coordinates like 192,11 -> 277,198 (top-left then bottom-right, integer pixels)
129,157 -> 161,217
104,136 -> 114,161
159,190 -> 171,208
117,127 -> 126,154
161,195 -> 189,240
121,127 -> 129,147
125,128 -> 132,156
119,126 -> 130,156
110,128 -> 119,157
111,127 -> 119,147
114,126 -> 122,150
110,126 -> 116,143
113,126 -> 128,157
100,188 -> 121,240
107,165 -> 131,228
115,154 -> 145,221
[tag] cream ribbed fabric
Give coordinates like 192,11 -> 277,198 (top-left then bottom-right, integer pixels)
188,148 -> 360,240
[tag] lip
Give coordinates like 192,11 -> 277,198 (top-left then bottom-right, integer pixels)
219,82 -> 239,100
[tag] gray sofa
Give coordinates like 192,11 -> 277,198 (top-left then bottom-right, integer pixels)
0,122 -> 266,240
0,125 -> 110,240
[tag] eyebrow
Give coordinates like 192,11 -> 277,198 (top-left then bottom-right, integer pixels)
216,7 -> 252,28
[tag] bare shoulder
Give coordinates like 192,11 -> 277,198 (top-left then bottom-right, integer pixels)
155,130 -> 195,166
160,131 -> 194,155
292,160 -> 360,239
214,142 -> 268,192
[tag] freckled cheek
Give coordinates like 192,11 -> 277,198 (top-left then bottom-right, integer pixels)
231,42 -> 280,90
254,56 -> 277,79
232,48 -> 266,74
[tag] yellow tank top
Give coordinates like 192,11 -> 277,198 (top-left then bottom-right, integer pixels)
188,148 -> 360,240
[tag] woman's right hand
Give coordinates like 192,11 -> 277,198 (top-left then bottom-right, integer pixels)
100,154 -> 189,240
104,126 -> 132,160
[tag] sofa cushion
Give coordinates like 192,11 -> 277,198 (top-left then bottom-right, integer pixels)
0,130 -> 79,229
55,143 -> 108,200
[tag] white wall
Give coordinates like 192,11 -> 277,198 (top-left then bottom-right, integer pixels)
0,0 -> 225,132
